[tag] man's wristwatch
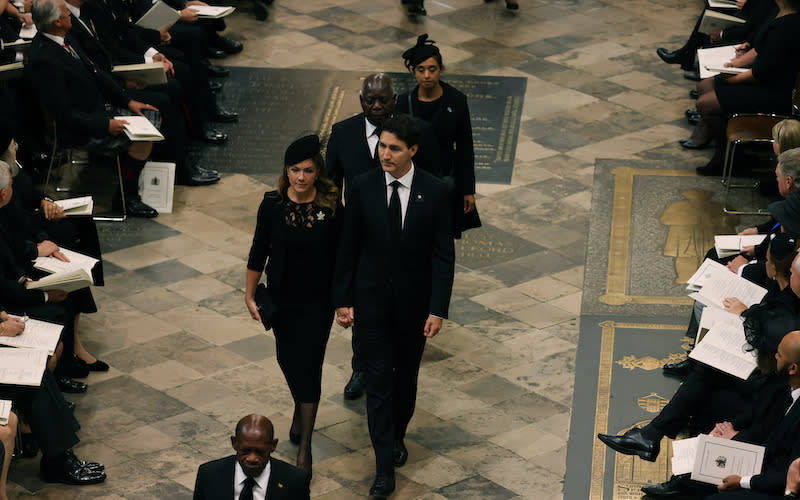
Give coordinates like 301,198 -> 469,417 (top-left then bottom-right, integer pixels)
785,489 -> 798,497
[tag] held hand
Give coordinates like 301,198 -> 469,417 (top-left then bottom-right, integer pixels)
726,255 -> 749,273
152,53 -> 174,76
187,0 -> 208,5
709,29 -> 722,43
335,307 -> 354,328
740,245 -> 755,257
423,315 -> 443,338
245,296 -> 261,322
0,318 -> 25,337
735,42 -> 751,56
128,100 -> 158,116
179,8 -> 199,22
37,240 -> 58,257
40,199 -> 65,220
738,227 -> 758,236
463,194 -> 476,214
718,475 -> 742,491
46,290 -> 68,303
711,422 -> 738,439
787,458 -> 800,494
157,24 -> 172,44
109,119 -> 128,136
722,297 -> 747,316
51,250 -> 69,262
20,13 -> 33,26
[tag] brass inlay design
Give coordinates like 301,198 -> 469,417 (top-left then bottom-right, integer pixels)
318,85 -> 345,150
616,353 -> 687,371
590,321 -> 685,499
599,167 -> 739,306
637,393 -> 668,413
681,336 -> 695,351
614,421 -> 674,500
661,189 -> 737,283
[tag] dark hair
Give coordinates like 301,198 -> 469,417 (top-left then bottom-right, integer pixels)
769,234 -> 800,280
402,34 -> 445,73
381,114 -> 421,148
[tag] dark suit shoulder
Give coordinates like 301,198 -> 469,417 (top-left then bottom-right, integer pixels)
440,81 -> 468,103
331,113 -> 365,132
197,455 -> 235,474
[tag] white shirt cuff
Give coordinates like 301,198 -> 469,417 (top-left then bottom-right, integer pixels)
144,47 -> 159,63
740,475 -> 752,489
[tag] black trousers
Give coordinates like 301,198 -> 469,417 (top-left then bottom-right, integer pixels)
358,310 -> 427,477
651,363 -> 739,438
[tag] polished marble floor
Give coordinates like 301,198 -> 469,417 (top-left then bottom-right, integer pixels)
8,0 -> 718,497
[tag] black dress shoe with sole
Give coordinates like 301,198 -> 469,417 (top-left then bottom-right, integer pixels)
369,475 -> 395,498
392,440 -> 408,467
202,126 -> 229,143
407,3 -> 426,15
212,107 -> 239,123
663,358 -> 692,377
597,427 -> 660,462
344,371 -> 366,399
125,197 -> 159,218
656,47 -> 689,66
689,90 -> 699,99
207,65 -> 230,78
206,47 -> 226,59
641,474 -> 690,498
176,167 -> 220,186
41,452 -> 106,485
679,138 -> 709,150
215,36 -> 243,54
684,70 -> 701,81
57,376 -> 88,394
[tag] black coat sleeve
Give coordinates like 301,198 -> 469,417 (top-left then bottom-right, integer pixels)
247,193 -> 275,272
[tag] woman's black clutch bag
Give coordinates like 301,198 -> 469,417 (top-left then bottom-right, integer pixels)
254,283 -> 278,331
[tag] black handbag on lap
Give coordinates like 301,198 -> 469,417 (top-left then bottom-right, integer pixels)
254,283 -> 278,331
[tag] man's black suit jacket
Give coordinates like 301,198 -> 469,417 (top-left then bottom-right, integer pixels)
193,456 -> 310,500
326,112 -> 442,191
333,167 -> 454,326
27,33 -> 130,146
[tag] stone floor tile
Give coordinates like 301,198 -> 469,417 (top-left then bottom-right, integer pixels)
436,475 -> 518,500
512,275 -> 582,302
508,302 -> 576,329
129,360 -> 205,391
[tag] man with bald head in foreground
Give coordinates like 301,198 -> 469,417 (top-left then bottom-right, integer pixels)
193,414 -> 310,500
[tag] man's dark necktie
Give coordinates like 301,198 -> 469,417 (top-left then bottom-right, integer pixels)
389,180 -> 402,239
372,128 -> 381,160
239,476 -> 256,500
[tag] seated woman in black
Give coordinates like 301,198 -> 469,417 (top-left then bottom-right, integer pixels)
684,0 -> 800,164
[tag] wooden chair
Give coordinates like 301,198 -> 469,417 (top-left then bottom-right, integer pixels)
721,75 -> 800,215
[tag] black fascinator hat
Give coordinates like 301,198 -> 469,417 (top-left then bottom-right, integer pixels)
402,34 -> 441,72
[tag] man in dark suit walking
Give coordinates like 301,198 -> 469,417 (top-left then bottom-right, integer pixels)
333,114 -> 455,498
327,73 -> 441,402
193,414 -> 310,500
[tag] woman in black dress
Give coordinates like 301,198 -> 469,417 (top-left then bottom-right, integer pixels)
397,34 -> 478,239
686,0 -> 800,152
244,135 -> 340,474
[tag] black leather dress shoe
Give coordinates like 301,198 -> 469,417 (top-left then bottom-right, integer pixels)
41,452 -> 106,485
679,138 -> 709,150
684,70 -> 701,81
206,47 -> 227,59
689,89 -> 699,99
687,115 -> 700,125
215,36 -> 243,54
392,440 -> 408,467
641,474 -> 690,498
597,427 -> 660,461
207,65 -> 230,78
254,0 -> 268,20
209,81 -> 223,92
344,371 -> 366,399
684,108 -> 699,119
202,125 -> 229,143
369,475 -> 395,498
64,450 -> 104,472
656,47 -> 688,65
176,165 -> 220,186
663,358 -> 692,377
196,165 -> 219,176
212,106 -> 239,123
125,197 -> 159,218
57,376 -> 88,394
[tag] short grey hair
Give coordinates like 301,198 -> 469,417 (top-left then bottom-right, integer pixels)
32,0 -> 63,33
779,148 -> 800,189
0,161 -> 10,190
361,73 -> 394,95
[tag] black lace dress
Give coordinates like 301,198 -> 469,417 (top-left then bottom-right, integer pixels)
247,195 -> 339,403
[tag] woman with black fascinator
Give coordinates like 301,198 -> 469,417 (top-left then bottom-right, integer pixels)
397,34 -> 479,239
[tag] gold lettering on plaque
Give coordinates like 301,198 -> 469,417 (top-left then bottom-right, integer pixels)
660,189 -> 737,284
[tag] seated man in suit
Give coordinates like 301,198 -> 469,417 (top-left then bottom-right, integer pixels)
193,414 -> 310,500
28,0 -> 160,217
